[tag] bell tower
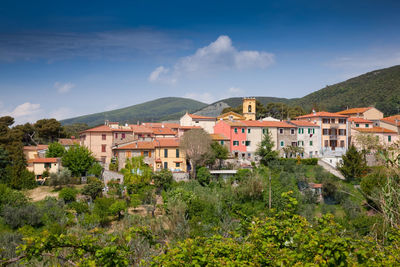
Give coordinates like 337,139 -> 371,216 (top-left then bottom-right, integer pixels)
243,97 -> 256,121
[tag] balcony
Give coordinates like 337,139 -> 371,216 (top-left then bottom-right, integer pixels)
329,135 -> 338,140
330,123 -> 339,128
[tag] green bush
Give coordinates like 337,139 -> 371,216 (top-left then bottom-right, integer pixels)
58,187 -> 78,203
82,178 -> 104,200
2,204 -> 43,229
197,167 -> 211,185
68,201 -> 89,215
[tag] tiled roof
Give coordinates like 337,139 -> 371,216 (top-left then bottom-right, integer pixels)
310,183 -> 323,189
141,122 -> 180,128
152,127 -> 177,135
83,125 -> 133,133
58,138 -> 80,146
262,121 -> 295,128
24,145 -> 49,151
178,126 -> 202,130
114,141 -> 155,150
28,158 -> 58,163
188,113 -> 216,120
348,117 -> 373,123
354,127 -> 397,134
223,120 -> 247,127
289,120 -> 319,127
210,133 -> 230,140
296,111 -> 348,119
241,121 -> 266,127
129,125 -> 153,133
154,138 -> 180,147
381,115 -> 400,126
336,107 -> 372,115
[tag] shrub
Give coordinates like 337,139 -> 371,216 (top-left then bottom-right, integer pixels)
197,167 -> 211,185
153,169 -> 173,192
49,168 -> 72,188
233,169 -> 252,183
82,178 -> 104,200
87,163 -> 103,177
58,187 -> 78,203
68,201 -> 89,214
2,204 -> 43,229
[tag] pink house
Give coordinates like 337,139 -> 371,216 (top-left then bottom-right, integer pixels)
214,120 -> 247,158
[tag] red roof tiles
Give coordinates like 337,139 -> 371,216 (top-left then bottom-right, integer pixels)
210,133 -> 230,140
289,120 -> 319,127
348,117 -> 373,123
336,107 -> 372,115
381,115 -> 400,126
28,158 -> 58,163
354,127 -> 397,134
154,138 -> 180,147
296,111 -> 348,119
114,141 -> 155,150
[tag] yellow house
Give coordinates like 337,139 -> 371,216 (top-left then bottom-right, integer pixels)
337,107 -> 383,121
27,158 -> 61,179
379,115 -> 400,134
217,111 -> 245,121
154,138 -> 186,172
23,145 -> 48,161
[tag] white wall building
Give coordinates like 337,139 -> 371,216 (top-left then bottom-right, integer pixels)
180,112 -> 217,134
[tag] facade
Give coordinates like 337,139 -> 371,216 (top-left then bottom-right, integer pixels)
276,123 -> 298,157
58,137 -> 79,150
337,107 -> 384,122
288,120 -> 321,158
180,113 -> 217,134
296,111 -> 349,156
113,141 -> 155,170
27,158 -> 61,179
379,115 -> 400,134
23,145 -> 48,161
151,127 -> 177,138
154,138 -> 186,172
217,111 -> 245,121
348,117 -> 373,129
243,97 -> 256,121
177,126 -> 202,137
210,133 -> 230,151
214,120 -> 248,158
351,127 -> 398,149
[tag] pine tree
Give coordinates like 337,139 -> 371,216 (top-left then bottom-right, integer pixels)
338,145 -> 367,182
256,131 -> 278,166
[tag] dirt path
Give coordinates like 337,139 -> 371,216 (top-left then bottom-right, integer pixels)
25,185 -> 85,202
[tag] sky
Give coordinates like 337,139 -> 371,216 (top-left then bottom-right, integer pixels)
1,0 -> 400,124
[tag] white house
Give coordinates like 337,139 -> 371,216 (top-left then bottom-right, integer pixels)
180,112 -> 217,134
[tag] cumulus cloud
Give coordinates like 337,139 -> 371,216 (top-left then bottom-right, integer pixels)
227,87 -> 244,97
184,92 -> 215,104
54,82 -> 75,94
149,35 -> 274,83
0,102 -> 43,125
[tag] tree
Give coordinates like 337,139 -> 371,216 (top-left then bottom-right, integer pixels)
63,123 -> 89,138
46,142 -> 66,158
109,199 -> 127,220
34,118 -> 65,143
49,168 -> 72,188
88,162 -> 103,177
82,178 -> 104,200
197,167 -> 211,185
62,144 -> 95,176
210,142 -> 229,169
180,129 -> 212,178
58,187 -> 78,203
256,132 -> 278,166
337,145 -> 367,182
0,147 -> 10,182
121,156 -> 152,186
282,145 -> 304,158
153,169 -> 173,192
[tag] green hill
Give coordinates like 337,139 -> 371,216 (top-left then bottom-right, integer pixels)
210,96 -> 293,107
293,65 -> 400,115
61,97 -> 207,127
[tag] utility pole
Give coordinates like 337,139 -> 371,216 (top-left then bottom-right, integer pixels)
269,171 -> 272,210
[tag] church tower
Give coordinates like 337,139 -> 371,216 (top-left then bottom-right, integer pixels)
243,97 -> 256,121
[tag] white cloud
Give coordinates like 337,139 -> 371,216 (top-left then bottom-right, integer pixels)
149,35 -> 274,83
184,92 -> 215,104
227,87 -> 244,97
0,102 -> 43,125
49,107 -> 74,120
54,82 -> 75,94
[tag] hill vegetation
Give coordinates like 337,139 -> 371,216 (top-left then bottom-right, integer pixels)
61,97 -> 207,127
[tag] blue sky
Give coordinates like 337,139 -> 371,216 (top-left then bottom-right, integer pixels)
1,0 -> 400,124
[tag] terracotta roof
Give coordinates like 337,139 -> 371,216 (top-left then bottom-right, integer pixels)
296,111 -> 348,119
381,115 -> 400,126
24,145 -> 49,151
217,111 -> 245,120
114,141 -> 155,150
354,127 -> 397,134
28,158 -> 58,163
154,138 -> 180,147
141,122 -> 180,128
82,125 -> 133,133
260,121 -> 295,128
152,127 -> 177,135
58,138 -> 80,146
336,107 -> 372,115
289,120 -> 319,127
129,125 -> 153,133
348,117 -> 373,123
240,121 -> 266,127
188,113 -> 216,120
210,133 -> 230,140
178,126 -> 202,130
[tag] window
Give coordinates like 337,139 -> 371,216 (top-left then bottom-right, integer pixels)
102,144 -> 106,152
143,151 -> 149,157
312,128 -> 315,134
298,128 -> 302,134
242,141 -> 245,145
307,128 -> 310,134
340,140 -> 345,147
322,119 -> 330,124
164,149 -> 168,158
44,163 -> 51,169
233,141 -> 239,146
102,134 -> 106,140
365,124 -> 369,128
290,129 -> 295,135
331,119 -> 336,123
220,141 -> 224,145
339,119 -> 346,124
245,141 -> 251,146
234,128 -> 238,133
176,149 -> 180,158
324,140 -> 329,147
163,162 -> 168,169
241,128 -> 245,133
115,133 -> 118,138
279,128 -> 284,134
101,157 -> 106,164
323,129 -> 329,135
82,134 -> 86,140
248,128 -> 251,133
309,141 -> 313,146
126,151 -> 132,158
388,135 -> 392,142
195,121 -> 199,123
339,129 -> 346,135
122,133 -> 126,139
280,141 -> 284,147
355,123 -> 359,127
263,128 -> 269,134
248,105 -> 252,112
175,162 -> 180,167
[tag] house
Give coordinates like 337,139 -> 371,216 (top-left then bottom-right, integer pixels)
151,127 -> 177,138
336,107 -> 383,123
351,127 -> 398,148
217,111 -> 245,121
58,137 -> 80,150
177,126 -> 202,137
214,120 -> 248,158
113,141 -> 155,170
128,125 -> 154,141
180,113 -> 217,134
210,133 -> 230,151
23,145 -> 48,161
288,120 -> 321,158
27,158 -> 61,179
296,111 -> 349,157
379,115 -> 400,134
276,122 -> 298,157
348,117 -> 373,129
153,138 -> 186,172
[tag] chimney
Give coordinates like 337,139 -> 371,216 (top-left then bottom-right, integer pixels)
71,136 -> 75,139
105,120 -> 109,126
162,124 -> 165,128
312,109 -> 316,115
137,121 -> 139,125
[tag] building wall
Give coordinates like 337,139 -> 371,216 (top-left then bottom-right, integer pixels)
230,126 -> 247,156
180,113 -> 216,134
277,128 -> 298,156
154,147 -> 186,172
243,98 -> 256,121
379,121 -> 400,134
245,127 -> 278,159
180,113 -> 193,127
363,108 -> 384,120
296,126 -> 320,158
24,150 -> 38,160
115,149 -> 155,170
319,118 -> 348,155
351,131 -> 399,149
81,132 -> 113,168
30,162 -> 60,177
